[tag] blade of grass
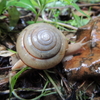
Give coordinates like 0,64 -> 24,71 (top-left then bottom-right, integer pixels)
44,70 -> 65,100
11,78 -> 56,100
9,66 -> 30,97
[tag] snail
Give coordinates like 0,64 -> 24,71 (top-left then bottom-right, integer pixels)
12,23 -> 89,70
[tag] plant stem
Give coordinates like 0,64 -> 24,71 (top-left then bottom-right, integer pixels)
12,90 -> 46,100
34,1 -> 46,23
12,80 -> 56,100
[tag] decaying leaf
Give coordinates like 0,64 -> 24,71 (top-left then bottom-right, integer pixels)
0,44 -> 6,51
64,17 -> 100,80
0,50 -> 15,57
9,54 -> 19,66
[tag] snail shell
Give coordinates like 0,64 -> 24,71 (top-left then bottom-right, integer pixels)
16,23 -> 68,69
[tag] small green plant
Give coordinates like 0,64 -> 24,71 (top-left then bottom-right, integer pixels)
0,0 -> 20,28
63,0 -> 89,17
65,14 -> 90,27
9,68 -> 58,100
9,67 -> 30,97
7,0 -> 56,23
7,0 -> 90,30
45,0 -> 90,28
0,0 -> 20,40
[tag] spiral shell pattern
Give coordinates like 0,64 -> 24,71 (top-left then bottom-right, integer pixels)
17,23 -> 67,69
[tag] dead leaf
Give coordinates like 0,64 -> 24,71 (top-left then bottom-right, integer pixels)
0,50 -> 15,57
64,17 -> 100,80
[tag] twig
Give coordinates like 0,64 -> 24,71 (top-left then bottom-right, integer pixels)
47,3 -> 100,9
0,66 -> 12,70
77,81 -> 86,90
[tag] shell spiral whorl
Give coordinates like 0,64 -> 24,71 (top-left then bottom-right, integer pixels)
17,23 -> 67,69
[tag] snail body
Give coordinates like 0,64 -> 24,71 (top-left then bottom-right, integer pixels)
16,23 -> 68,69
12,23 -> 89,70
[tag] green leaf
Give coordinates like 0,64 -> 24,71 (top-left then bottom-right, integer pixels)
26,20 -> 44,24
11,67 -> 29,89
47,0 -> 57,3
35,0 -> 47,8
73,14 -> 82,27
68,14 -> 90,27
9,67 -> 29,96
63,0 -> 89,18
64,0 -> 73,4
8,49 -> 17,53
71,3 -> 89,18
30,0 -> 39,7
0,22 -> 10,32
0,0 -> 6,14
8,6 -> 20,28
7,0 -> 37,14
40,0 -> 47,7
46,1 -> 65,7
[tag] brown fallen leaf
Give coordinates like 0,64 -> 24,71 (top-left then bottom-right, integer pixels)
64,17 -> 100,80
94,97 -> 100,100
0,50 -> 15,57
0,44 -> 6,51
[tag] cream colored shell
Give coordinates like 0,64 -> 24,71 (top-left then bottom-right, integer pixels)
16,23 -> 68,69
